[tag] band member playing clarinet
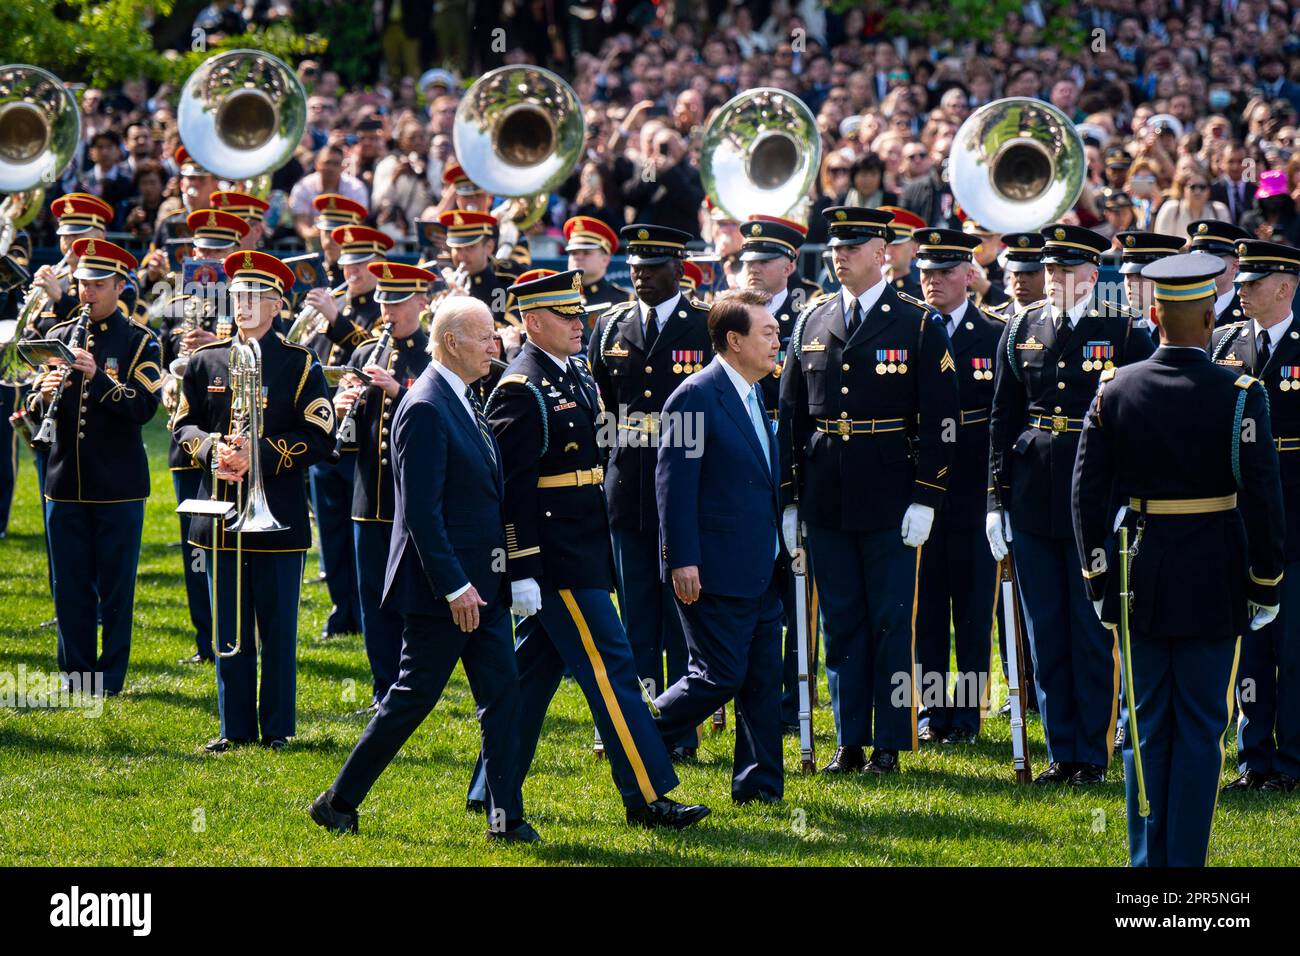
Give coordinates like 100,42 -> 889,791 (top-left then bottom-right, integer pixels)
26,238 -> 162,695
173,250 -> 335,752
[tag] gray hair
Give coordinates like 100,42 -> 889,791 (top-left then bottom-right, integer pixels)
428,295 -> 492,360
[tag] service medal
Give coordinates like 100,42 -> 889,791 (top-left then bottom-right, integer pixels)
876,362 -> 887,374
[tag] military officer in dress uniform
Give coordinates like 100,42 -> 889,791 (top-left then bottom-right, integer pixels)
588,224 -> 713,761
1211,240 -> 1300,792
880,205 -> 925,301
1074,253 -> 1285,865
912,229 -> 1004,745
462,269 -> 712,828
334,261 -> 433,709
312,194 -> 368,288
779,206 -> 961,774
26,238 -> 162,695
302,225 -> 391,639
564,214 -> 632,347
173,250 -> 334,751
211,190 -> 271,250
1117,231 -> 1185,343
438,210 -> 512,326
31,194 -> 115,331
987,224 -> 1156,785
1187,220 -> 1249,327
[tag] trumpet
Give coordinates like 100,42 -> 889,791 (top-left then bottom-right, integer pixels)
15,252 -> 68,339
286,282 -> 345,346
31,303 -> 89,448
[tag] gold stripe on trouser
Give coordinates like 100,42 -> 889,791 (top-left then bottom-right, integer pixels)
1107,628 -> 1122,763
1209,635 -> 1243,863
909,546 -> 922,751
558,589 -> 657,804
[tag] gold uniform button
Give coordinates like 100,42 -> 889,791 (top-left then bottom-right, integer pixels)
839,411 -> 848,419
1057,381 -> 1066,390
840,386 -> 848,394
644,366 -> 653,373
380,442 -> 387,451
380,458 -> 388,466
644,389 -> 652,398
842,363 -> 850,371
77,432 -> 84,439
1054,406 -> 1062,414
1057,361 -> 1065,368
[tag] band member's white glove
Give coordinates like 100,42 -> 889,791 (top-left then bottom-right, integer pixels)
511,578 -> 542,617
1249,603 -> 1280,631
782,505 -> 800,556
901,504 -> 935,548
986,510 -> 1012,562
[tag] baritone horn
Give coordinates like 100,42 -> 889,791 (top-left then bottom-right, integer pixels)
700,87 -> 821,224
177,49 -> 306,181
947,97 -> 1085,233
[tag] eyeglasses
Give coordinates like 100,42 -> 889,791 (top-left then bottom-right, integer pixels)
1187,183 -> 1210,192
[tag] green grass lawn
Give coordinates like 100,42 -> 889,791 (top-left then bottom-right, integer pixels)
1,414 -> 1296,866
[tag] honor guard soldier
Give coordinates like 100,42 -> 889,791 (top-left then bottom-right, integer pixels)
1211,240 -> 1300,792
312,193 -> 368,287
778,206 -> 961,774
745,213 -> 823,308
996,232 -> 1048,319
1073,253 -> 1285,865
1117,231 -> 1185,342
439,210 -> 512,325
880,205 -> 925,301
966,220 -> 1011,311
987,224 -> 1155,785
173,250 -> 335,751
1186,220 -> 1249,327
334,261 -> 433,709
304,226 -> 391,639
564,215 -> 633,334
27,238 -> 162,695
588,224 -> 713,761
211,190 -> 271,250
463,270 -> 711,829
914,229 -> 1004,744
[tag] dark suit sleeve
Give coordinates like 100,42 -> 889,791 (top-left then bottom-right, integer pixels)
393,398 -> 468,598
913,316 -> 960,509
777,324 -> 809,508
656,383 -> 705,571
260,355 -> 335,476
487,383 -> 545,582
1071,383 -> 1116,603
1122,315 -> 1156,364
1238,383 -> 1285,607
988,316 -> 1026,512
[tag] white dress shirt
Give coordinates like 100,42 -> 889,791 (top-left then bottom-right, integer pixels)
432,359 -> 478,602
1049,296 -> 1092,330
943,299 -> 970,339
1214,287 -> 1237,321
1253,314 -> 1294,360
839,277 -> 888,325
767,287 -> 789,316
638,292 -> 681,335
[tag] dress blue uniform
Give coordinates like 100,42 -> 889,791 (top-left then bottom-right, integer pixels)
1209,240 -> 1300,791
779,206 -> 961,771
989,224 -> 1156,782
173,251 -> 335,746
1074,253 -> 1285,864
1187,220 -> 1250,328
27,238 -> 162,695
913,230 -> 1004,743
587,225 -> 713,753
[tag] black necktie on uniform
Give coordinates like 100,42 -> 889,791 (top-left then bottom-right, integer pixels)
645,305 -> 659,352
846,300 -> 861,336
1055,308 -> 1071,338
1257,331 -> 1272,373
465,385 -> 497,464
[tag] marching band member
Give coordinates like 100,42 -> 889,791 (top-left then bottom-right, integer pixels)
211,190 -> 272,251
334,260 -> 433,710
438,209 -> 512,326
463,269 -> 711,829
1074,253 -> 1284,865
880,205 -> 924,300
26,238 -> 162,695
32,194 -> 115,331
1185,220 -> 1249,327
173,250 -> 335,751
778,206 -> 960,775
588,224 -> 712,761
1211,240 -> 1300,793
679,259 -> 707,299
914,229 -> 1003,745
312,193 -> 367,287
311,297 -> 533,841
140,147 -> 219,289
564,214 -> 631,348
987,224 -> 1155,785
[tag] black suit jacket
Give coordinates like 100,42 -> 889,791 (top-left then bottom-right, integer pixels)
1211,177 -> 1256,224
381,365 -> 509,617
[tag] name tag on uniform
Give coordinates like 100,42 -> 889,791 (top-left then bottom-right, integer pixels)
1216,357 -> 1244,367
802,337 -> 826,352
605,341 -> 629,357
1016,336 -> 1044,351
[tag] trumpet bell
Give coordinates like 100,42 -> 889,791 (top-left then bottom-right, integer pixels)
178,50 -> 306,181
700,87 -> 821,223
948,97 -> 1085,234
453,66 -> 585,197
0,65 -> 80,193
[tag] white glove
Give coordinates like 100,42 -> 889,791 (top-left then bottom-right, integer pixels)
1113,505 -> 1128,533
901,503 -> 935,548
1249,603 -> 1280,631
782,505 -> 799,556
986,510 -> 1012,562
510,578 -> 542,617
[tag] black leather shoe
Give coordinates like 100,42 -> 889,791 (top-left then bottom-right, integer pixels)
626,798 -> 711,830
263,737 -> 288,751
1222,769 -> 1269,792
822,745 -> 866,773
995,699 -> 1012,718
353,702 -> 379,716
864,749 -> 899,774
310,791 -> 358,834
733,790 -> 783,806
488,820 -> 541,843
178,653 -> 213,665
668,746 -> 697,764
39,617 -> 58,629
1262,772 -> 1299,793
917,725 -> 943,744
1034,762 -> 1074,784
1070,763 -> 1106,785
466,799 -> 486,814
1114,724 -> 1127,750
204,737 -> 252,753
941,729 -> 978,745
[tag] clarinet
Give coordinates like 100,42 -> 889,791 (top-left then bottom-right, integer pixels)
331,320 -> 394,461
32,303 -> 91,448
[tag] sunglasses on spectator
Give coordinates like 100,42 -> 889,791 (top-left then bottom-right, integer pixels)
1187,183 -> 1209,192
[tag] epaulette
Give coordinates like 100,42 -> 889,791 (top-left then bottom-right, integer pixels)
275,333 -> 313,356
191,338 -> 232,355
493,269 -> 514,280
498,373 -> 529,387
45,317 -> 79,336
1100,367 -> 1117,383
1235,374 -> 1259,390
606,299 -> 637,315
330,286 -> 347,299
895,291 -> 930,310
980,304 -> 1008,323
688,297 -> 709,310
804,291 -> 835,309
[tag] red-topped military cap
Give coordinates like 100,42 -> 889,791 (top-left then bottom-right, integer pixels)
175,145 -> 206,177
313,193 -> 367,229
211,190 -> 270,223
71,238 -> 138,280
367,261 -> 436,303
563,215 -> 618,254
187,208 -> 251,250
442,160 -> 482,196
515,268 -> 557,284
52,193 -> 114,235
223,249 -> 296,296
439,209 -> 496,246
680,260 -> 705,291
331,225 -> 396,265
878,205 -> 925,244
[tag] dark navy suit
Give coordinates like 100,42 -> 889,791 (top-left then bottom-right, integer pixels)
330,364 -> 523,823
653,356 -> 785,800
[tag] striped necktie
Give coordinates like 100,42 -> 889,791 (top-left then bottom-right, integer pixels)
464,385 -> 497,464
